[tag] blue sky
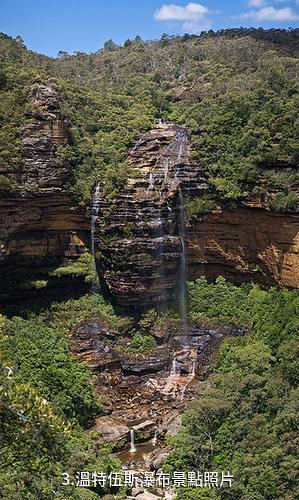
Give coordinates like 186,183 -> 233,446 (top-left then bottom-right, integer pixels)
1,0 -> 298,57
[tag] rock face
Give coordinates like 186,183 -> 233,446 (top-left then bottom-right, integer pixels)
93,416 -> 130,446
96,124 -> 208,310
0,85 -> 89,304
95,124 -> 299,310
70,315 -> 232,462
1,104 -> 298,306
20,85 -> 69,188
188,204 -> 299,289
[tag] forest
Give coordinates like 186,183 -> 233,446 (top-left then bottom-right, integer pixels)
0,28 -> 298,208
0,27 -> 298,500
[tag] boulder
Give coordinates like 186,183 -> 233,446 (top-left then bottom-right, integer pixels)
94,417 -> 129,448
135,492 -> 161,500
151,446 -> 172,470
121,352 -> 170,374
133,419 -> 156,442
160,412 -> 182,437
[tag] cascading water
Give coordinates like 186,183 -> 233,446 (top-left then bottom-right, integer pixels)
130,429 -> 137,453
130,137 -> 143,156
148,172 -> 154,191
162,158 -> 169,186
180,360 -> 196,401
163,356 -> 178,394
91,183 -> 101,256
91,183 -> 101,293
161,127 -> 192,396
170,357 -> 177,377
178,188 -> 187,330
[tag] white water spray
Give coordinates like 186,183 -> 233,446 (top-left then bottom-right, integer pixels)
91,183 -> 101,256
91,183 -> 101,293
148,172 -> 154,191
163,356 -> 179,394
130,429 -> 136,453
178,188 -> 187,329
180,361 -> 196,401
162,158 -> 169,185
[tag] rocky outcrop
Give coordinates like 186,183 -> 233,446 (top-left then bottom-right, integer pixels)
95,124 -> 299,310
188,204 -> 299,288
93,416 -> 130,447
20,85 -> 69,188
96,124 -> 208,310
71,315 -> 239,467
71,316 -> 234,435
0,85 -> 89,304
1,105 -> 298,307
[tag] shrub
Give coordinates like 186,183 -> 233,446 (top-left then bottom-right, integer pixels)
185,196 -> 217,221
269,191 -> 298,212
127,333 -> 157,354
0,175 -> 17,195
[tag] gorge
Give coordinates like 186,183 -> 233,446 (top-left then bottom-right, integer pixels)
1,86 -> 297,309
0,28 -> 298,499
69,119 -> 297,472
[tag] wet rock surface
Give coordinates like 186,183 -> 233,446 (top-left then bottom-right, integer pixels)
71,316 -> 241,467
94,123 -> 299,311
95,124 -> 208,310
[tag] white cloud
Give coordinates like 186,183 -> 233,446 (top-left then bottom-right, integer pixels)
240,6 -> 299,21
248,0 -> 267,7
154,3 -> 208,21
154,2 -> 211,34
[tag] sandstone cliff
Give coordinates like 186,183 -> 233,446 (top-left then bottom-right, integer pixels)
188,204 -> 299,289
95,124 -> 299,310
0,94 -> 298,308
95,124 -> 208,309
0,85 -> 89,304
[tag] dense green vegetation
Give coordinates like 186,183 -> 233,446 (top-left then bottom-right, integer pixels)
119,332 -> 157,355
0,29 -> 298,208
0,27 -> 298,499
50,252 -> 97,285
1,279 -> 297,498
166,277 -> 299,499
0,295 -> 130,498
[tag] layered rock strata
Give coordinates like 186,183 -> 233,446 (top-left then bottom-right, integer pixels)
0,85 -> 89,304
71,316 -> 237,453
188,204 -> 299,288
95,124 -> 299,310
1,103 -> 298,307
96,124 -> 208,310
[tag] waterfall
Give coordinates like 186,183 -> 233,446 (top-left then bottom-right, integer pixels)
91,183 -> 101,256
180,361 -> 196,401
130,137 -> 143,156
91,183 -> 101,293
148,172 -> 154,192
178,188 -> 187,329
177,132 -> 184,165
163,356 -> 178,394
162,158 -> 169,186
170,357 -> 177,377
130,429 -> 136,453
